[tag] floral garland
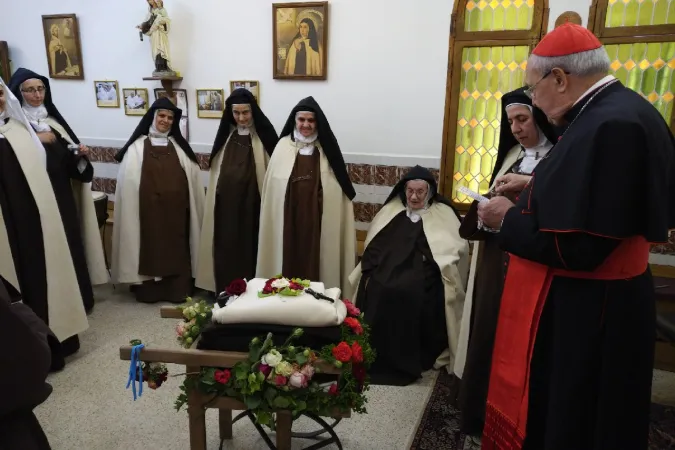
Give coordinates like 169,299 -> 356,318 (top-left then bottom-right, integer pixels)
173,299 -> 375,427
175,297 -> 213,348
258,275 -> 310,298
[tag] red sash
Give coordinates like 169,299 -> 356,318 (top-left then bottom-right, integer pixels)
482,236 -> 650,449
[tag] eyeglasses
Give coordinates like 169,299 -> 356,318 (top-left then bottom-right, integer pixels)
524,71 -> 551,99
21,86 -> 46,94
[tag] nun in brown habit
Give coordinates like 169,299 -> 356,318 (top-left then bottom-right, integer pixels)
112,98 -> 205,303
256,97 -> 356,296
195,88 -> 278,294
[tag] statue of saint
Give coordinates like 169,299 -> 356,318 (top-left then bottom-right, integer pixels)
136,0 -> 176,77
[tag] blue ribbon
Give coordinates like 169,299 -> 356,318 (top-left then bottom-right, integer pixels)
126,343 -> 145,400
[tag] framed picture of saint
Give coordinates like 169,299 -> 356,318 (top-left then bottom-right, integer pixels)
197,89 -> 225,119
0,42 -> 11,84
230,80 -> 260,104
273,2 -> 328,80
41,14 -> 84,79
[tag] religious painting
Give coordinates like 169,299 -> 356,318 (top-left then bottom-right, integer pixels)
94,81 -> 120,108
41,14 -> 84,80
0,42 -> 11,84
122,88 -> 149,116
196,89 -> 225,119
154,88 -> 189,139
230,80 -> 260,103
273,2 -> 328,80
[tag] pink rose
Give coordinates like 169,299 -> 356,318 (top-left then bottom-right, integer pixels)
328,383 -> 339,396
343,299 -> 361,317
274,375 -> 287,386
175,323 -> 184,337
259,363 -> 272,378
289,372 -> 308,388
300,364 -> 315,379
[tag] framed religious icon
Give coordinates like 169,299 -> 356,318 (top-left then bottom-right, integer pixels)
273,2 -> 328,80
41,14 -> 84,79
230,80 -> 260,103
0,42 -> 11,84
196,89 -> 225,119
122,88 -> 149,116
94,81 -> 120,108
154,88 -> 189,139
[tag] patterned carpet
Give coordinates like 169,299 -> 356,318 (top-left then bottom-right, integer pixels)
410,371 -> 675,449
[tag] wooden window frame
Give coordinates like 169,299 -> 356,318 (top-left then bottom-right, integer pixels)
438,0 -> 550,210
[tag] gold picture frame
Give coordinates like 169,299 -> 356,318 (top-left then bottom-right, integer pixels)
230,80 -> 260,104
196,89 -> 225,119
94,80 -> 120,108
273,2 -> 328,80
41,14 -> 84,80
122,88 -> 149,116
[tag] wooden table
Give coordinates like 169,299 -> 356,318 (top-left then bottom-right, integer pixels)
120,306 -> 347,450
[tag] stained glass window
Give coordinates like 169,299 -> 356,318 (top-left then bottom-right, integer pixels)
464,0 -> 535,31
451,45 -> 530,203
606,42 -> 675,122
605,0 -> 675,27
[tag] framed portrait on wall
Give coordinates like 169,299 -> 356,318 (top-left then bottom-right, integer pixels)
122,88 -> 149,116
41,14 -> 84,79
94,81 -> 120,108
273,2 -> 328,80
154,88 -> 189,139
196,89 -> 225,119
0,42 -> 11,84
230,80 -> 260,103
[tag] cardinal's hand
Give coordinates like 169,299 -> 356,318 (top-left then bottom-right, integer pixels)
477,196 -> 514,229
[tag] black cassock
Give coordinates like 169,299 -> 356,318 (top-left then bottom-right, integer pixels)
357,211 -> 447,386
485,81 -> 675,450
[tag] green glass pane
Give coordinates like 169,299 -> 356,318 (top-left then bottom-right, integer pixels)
605,42 -> 675,125
464,0 -> 534,32
606,0 -> 675,27
451,45 -> 530,203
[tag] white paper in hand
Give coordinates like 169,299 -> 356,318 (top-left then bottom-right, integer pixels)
458,186 -> 489,203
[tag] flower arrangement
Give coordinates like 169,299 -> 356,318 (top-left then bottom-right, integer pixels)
258,275 -> 310,298
216,278 -> 248,307
173,298 -> 375,427
129,339 -> 169,390
175,297 -> 213,348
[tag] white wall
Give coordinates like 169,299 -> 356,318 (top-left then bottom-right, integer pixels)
1,0 -> 591,166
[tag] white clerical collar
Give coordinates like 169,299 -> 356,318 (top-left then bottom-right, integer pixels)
573,75 -> 616,107
294,128 -> 318,156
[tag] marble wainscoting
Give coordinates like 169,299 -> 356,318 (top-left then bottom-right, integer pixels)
87,146 -> 440,230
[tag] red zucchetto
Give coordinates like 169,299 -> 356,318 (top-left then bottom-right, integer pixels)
532,22 -> 602,57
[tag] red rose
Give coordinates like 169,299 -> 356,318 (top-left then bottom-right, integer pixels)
343,317 -> 363,335
343,299 -> 361,317
328,383 -> 339,396
259,363 -> 272,378
274,375 -> 288,386
351,341 -> 363,363
289,281 -> 303,290
226,279 -> 247,296
332,342 -> 352,363
214,369 -> 231,385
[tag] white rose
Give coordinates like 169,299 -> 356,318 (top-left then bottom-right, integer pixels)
271,278 -> 290,289
261,349 -> 283,367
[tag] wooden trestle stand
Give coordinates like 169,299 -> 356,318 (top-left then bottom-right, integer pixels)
119,306 -> 348,450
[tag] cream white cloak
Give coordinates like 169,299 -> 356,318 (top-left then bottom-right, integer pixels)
349,199 -> 469,372
45,117 -> 109,286
453,144 -> 522,378
195,128 -> 269,292
0,118 -> 88,341
256,135 -> 356,297
111,136 -> 205,284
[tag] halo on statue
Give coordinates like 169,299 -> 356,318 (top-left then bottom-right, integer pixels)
296,9 -> 324,32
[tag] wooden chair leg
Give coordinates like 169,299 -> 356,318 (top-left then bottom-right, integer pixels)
186,366 -> 207,450
219,408 -> 233,440
276,410 -> 293,450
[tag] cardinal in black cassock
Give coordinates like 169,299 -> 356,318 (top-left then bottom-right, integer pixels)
349,166 -> 469,385
256,97 -> 356,295
477,23 -> 675,450
8,68 -> 108,314
0,77 -> 88,370
0,275 -> 54,450
456,88 -> 556,436
112,98 -> 205,303
196,89 -> 278,294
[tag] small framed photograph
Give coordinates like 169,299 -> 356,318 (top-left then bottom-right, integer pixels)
154,88 -> 189,139
196,89 -> 225,119
94,81 -> 120,108
122,88 -> 149,116
230,80 -> 260,104
41,14 -> 84,79
273,2 -> 328,80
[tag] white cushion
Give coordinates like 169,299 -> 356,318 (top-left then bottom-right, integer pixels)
211,278 -> 347,327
